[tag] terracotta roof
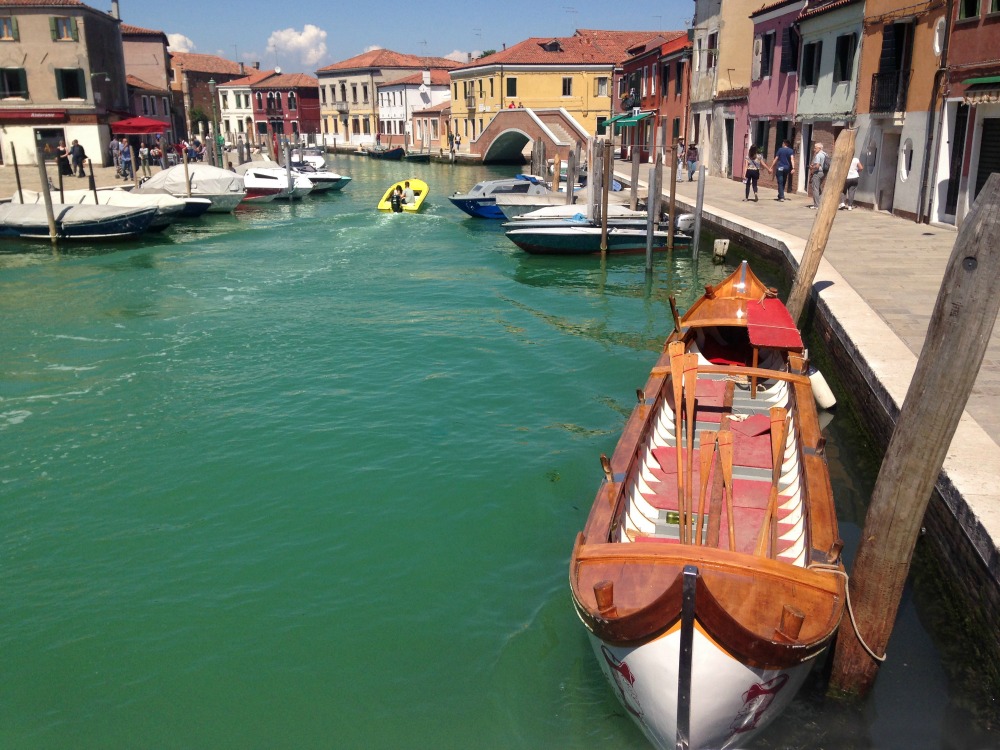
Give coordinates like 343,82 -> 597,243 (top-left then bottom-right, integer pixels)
716,86 -> 749,101
168,51 -> 243,76
625,32 -> 689,56
0,0 -> 87,6
455,29 -> 681,69
798,0 -> 862,21
250,72 -> 318,89
126,74 -> 167,92
412,100 -> 451,114
218,69 -> 278,87
380,69 -> 452,87
750,0 -> 804,17
121,23 -> 166,37
317,49 -> 460,73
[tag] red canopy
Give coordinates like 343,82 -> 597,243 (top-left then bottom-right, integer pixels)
746,298 -> 804,350
110,116 -> 170,135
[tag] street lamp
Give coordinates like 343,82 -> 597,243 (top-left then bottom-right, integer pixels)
208,78 -> 221,167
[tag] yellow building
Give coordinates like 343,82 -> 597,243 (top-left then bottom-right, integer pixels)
449,29 -> 666,148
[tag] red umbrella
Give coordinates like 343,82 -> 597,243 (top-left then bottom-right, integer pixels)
110,116 -> 170,135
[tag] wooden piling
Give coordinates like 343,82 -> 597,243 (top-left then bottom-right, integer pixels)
645,165 -> 659,271
691,166 -> 706,262
785,128 -> 857,324
34,136 -> 58,244
667,137 -> 679,252
566,148 -> 577,206
829,173 -> 1000,697
630,147 -> 641,211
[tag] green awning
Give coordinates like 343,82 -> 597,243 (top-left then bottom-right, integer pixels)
615,111 -> 653,129
603,112 -> 631,125
962,75 -> 1000,86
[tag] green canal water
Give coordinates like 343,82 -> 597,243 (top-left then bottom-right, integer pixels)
1,157 -> 996,748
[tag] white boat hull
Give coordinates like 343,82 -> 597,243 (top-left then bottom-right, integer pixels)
590,623 -> 815,750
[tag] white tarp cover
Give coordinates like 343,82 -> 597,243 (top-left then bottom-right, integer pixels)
137,163 -> 245,196
11,188 -> 185,212
0,202 -> 150,228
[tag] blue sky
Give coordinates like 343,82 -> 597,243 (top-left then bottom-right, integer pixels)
126,0 -> 692,73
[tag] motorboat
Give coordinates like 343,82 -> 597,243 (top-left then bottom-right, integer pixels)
448,175 -> 550,219
11,187 -> 185,230
377,179 -> 428,213
504,225 -> 673,254
289,163 -> 352,192
235,163 -> 314,200
0,202 -> 158,240
134,164 -> 246,213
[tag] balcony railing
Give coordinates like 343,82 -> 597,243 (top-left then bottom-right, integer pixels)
333,101 -> 349,113
265,105 -> 283,116
870,69 -> 909,114
465,95 -> 476,109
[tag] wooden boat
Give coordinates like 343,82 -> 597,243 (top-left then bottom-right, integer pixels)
569,261 -> 845,749
377,179 -> 428,213
404,150 -> 431,163
366,145 -> 405,160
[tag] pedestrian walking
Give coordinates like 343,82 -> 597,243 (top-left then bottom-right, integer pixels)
56,140 -> 73,177
808,142 -> 828,209
840,155 -> 864,210
686,142 -> 699,181
70,139 -> 87,177
138,143 -> 151,177
768,139 -> 795,201
743,146 -> 769,201
109,138 -> 121,174
119,138 -> 132,180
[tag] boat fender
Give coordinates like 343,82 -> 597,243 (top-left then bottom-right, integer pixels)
808,366 -> 836,410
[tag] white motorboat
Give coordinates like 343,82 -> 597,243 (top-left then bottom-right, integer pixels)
134,164 -> 246,213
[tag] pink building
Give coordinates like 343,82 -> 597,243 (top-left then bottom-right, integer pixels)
745,0 -> 806,190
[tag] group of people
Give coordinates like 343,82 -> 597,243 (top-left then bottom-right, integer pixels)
108,138 -> 166,180
388,181 -> 416,212
741,138 -> 863,209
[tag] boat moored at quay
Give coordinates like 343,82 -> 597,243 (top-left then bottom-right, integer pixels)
569,261 -> 846,749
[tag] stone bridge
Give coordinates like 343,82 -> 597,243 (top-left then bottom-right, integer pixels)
469,108 -> 591,165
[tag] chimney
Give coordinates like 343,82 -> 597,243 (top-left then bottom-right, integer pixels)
253,61 -> 260,70
467,53 -> 472,62
239,62 -> 245,75
111,0 -> 120,19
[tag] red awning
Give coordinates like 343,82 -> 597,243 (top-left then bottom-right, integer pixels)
0,109 -> 67,122
746,298 -> 803,350
110,116 -> 170,134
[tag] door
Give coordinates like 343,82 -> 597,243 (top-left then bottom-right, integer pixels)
724,118 -> 735,177
973,118 -> 1000,200
877,131 -> 901,211
944,102 -> 969,219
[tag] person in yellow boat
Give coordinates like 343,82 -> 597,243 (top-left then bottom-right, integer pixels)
389,185 -> 403,213
403,181 -> 415,205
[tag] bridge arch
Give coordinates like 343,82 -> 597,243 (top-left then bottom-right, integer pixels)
470,108 -> 590,166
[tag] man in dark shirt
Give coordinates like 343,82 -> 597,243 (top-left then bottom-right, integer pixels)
70,140 -> 87,177
769,139 -> 795,201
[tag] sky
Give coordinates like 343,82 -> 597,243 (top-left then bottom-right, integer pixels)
123,0 -> 693,74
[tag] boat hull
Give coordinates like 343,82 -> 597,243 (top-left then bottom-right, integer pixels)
377,179 -> 428,212
448,197 -> 504,219
367,146 -> 405,160
506,226 -> 672,255
0,204 -> 158,240
589,625 -> 815,750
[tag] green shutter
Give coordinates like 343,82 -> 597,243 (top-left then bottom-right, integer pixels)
56,69 -> 64,99
70,17 -> 78,42
18,68 -> 27,97
49,16 -> 57,40
11,17 -> 18,41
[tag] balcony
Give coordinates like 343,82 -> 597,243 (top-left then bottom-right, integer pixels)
265,105 -> 284,116
870,70 -> 909,114
333,101 -> 349,113
465,96 -> 476,109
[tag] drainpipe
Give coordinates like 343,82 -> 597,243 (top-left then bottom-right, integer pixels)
918,0 -> 953,224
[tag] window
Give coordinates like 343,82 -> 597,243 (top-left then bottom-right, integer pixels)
595,76 -> 609,97
834,33 -> 857,83
780,26 -> 800,73
150,97 -> 157,115
55,68 -> 85,99
141,95 -> 149,114
0,17 -> 19,41
162,96 -> 169,115
1,67 -> 27,98
50,16 -> 78,41
801,41 -> 822,86
221,92 -> 229,110
707,33 -> 718,70
753,120 -> 770,156
672,117 -> 681,139
489,78 -> 494,98
506,77 -> 517,97
340,83 -> 347,101
453,82 -> 458,99
675,61 -> 683,95
695,39 -> 703,72
958,0 -> 980,18
362,84 -> 368,103
992,0 -> 1000,13
761,32 -> 775,78
431,119 -> 438,139
320,86 -> 326,104
288,92 -> 297,111
256,91 -> 263,109
596,116 -> 607,134
351,84 -> 358,103
363,118 -> 370,134
562,76 -> 572,96
477,79 -> 483,97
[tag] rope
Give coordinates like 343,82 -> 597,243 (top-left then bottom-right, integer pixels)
808,563 -> 887,663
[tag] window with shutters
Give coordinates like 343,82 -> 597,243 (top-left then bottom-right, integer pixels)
594,76 -> 609,96
55,68 -> 85,99
0,17 -> 17,41
675,60 -> 683,95
707,33 -> 718,70
51,16 -> 78,41
562,77 -> 572,96
141,95 -> 149,114
150,97 -> 157,115
957,0 -> 980,19
1,67 -> 26,98
761,32 -> 776,78
801,41 -> 822,86
288,92 -> 297,111
834,33 -> 857,83
780,26 -> 800,73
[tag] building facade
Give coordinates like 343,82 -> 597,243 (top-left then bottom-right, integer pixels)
854,0 -> 948,219
0,0 -> 128,166
248,72 -> 321,154
377,68 -> 452,148
410,100 -> 450,154
216,66 -> 273,149
448,30 -> 657,151
316,49 -> 457,147
168,51 -> 243,143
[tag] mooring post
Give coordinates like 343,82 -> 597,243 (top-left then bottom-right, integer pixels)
566,147 -> 577,206
645,164 -> 659,272
829,173 -> 1000,697
785,128 -> 857,324
667,136 -> 678,252
691,165 -> 706,262
630,146 -> 641,211
34,133 -> 57,244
